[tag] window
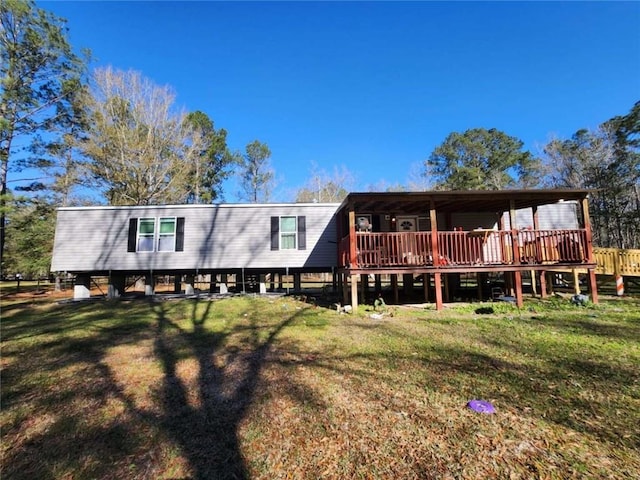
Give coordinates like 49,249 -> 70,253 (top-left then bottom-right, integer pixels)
137,218 -> 156,252
271,215 -> 306,251
280,216 -> 297,250
158,217 -> 176,252
128,217 -> 185,253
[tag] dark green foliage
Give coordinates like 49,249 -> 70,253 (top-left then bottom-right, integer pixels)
427,128 -> 541,190
3,196 -> 55,278
183,110 -> 237,203
239,140 -> 273,203
1,0 -> 88,268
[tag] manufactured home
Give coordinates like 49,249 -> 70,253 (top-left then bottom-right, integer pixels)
51,189 -> 598,308
51,202 -> 339,298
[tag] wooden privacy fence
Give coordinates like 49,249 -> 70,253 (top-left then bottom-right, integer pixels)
594,248 -> 640,276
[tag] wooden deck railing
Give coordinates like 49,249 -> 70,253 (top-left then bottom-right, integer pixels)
339,229 -> 589,268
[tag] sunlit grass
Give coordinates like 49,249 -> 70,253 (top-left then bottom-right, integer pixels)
1,294 -> 639,479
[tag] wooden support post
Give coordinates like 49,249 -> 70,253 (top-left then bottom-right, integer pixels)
531,270 -> 537,296
509,200 -> 521,267
391,274 -> 399,304
403,273 -> 413,297
505,272 -> 514,297
429,199 -> 439,267
514,270 -> 524,308
259,274 -> 267,294
375,274 -> 382,295
293,273 -> 302,292
581,196 -> 598,303
342,273 -> 349,306
476,273 -> 483,301
443,274 -> 450,302
348,209 -> 357,268
539,270 -> 548,298
545,272 -> 554,295
434,272 -> 443,310
572,269 -> 580,295
423,273 -> 430,303
174,275 -> 182,293
361,273 -> 367,304
589,269 -> 599,304
350,274 -> 359,311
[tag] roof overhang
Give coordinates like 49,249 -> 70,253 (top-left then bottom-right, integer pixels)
338,189 -> 591,215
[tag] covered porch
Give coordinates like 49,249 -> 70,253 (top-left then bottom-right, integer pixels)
336,190 -> 598,310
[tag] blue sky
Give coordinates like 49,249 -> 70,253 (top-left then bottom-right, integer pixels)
35,1 -> 640,201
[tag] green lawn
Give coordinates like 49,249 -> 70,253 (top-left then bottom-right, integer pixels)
1,293 -> 639,479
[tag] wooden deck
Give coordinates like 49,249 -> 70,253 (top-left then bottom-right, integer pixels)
340,229 -> 590,271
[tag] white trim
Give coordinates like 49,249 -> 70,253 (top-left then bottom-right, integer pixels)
279,215 -> 297,250
157,216 -> 177,252
57,202 -> 341,212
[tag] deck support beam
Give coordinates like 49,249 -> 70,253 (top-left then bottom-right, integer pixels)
514,270 -> 524,308
403,274 -> 413,297
572,269 -> 581,295
434,272 -> 443,310
588,268 -> 599,303
350,274 -> 359,311
342,273 -> 349,306
539,270 -> 548,298
423,273 -> 430,302
391,274 -> 399,304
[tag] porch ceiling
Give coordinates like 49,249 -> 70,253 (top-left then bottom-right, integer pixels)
339,189 -> 591,214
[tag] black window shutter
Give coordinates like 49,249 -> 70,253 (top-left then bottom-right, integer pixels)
271,216 -> 279,250
298,216 -> 306,250
127,218 -> 138,252
175,217 -> 185,252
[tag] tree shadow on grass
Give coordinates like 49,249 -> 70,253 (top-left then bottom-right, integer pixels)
151,298 -> 308,479
1,298 -> 314,480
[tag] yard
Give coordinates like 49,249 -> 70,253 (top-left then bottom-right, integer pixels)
1,288 -> 639,479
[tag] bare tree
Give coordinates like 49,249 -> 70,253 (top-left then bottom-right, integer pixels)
406,161 -> 433,191
295,162 -> 353,203
81,67 -> 204,205
543,126 -> 637,248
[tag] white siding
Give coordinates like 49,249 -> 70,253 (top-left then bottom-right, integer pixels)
51,203 -> 339,272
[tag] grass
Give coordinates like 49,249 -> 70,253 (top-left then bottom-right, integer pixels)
1,291 -> 639,479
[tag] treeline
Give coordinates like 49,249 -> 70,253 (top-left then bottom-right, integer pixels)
1,1 -> 638,278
